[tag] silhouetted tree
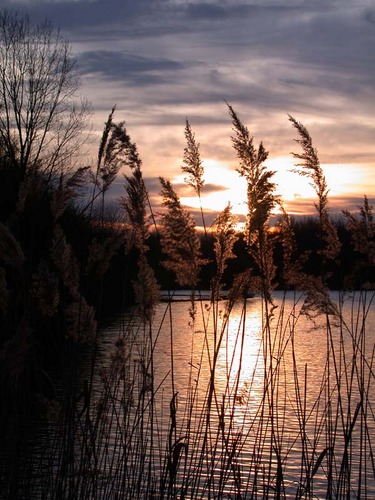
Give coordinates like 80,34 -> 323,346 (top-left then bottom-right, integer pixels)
0,10 -> 90,182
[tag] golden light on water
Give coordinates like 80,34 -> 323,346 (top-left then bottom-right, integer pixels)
215,301 -> 264,398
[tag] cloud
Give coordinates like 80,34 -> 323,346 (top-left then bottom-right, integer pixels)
2,0 -> 373,211
185,3 -> 227,20
79,51 -> 185,85
103,175 -> 162,212
172,182 -> 229,197
13,1 -> 373,104
365,8 -> 375,24
6,0 -> 160,31
283,194 -> 374,218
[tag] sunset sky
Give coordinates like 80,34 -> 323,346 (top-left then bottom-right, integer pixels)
5,0 -> 375,225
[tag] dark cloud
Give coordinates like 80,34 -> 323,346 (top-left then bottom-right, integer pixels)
185,3 -> 227,20
4,0 -> 160,31
284,194 -> 375,217
103,175 -> 162,210
365,9 -> 375,24
105,174 -> 232,216
173,182 -> 229,197
79,50 -> 185,84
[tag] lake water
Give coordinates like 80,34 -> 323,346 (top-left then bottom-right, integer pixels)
93,290 -> 375,499
1,290 -> 374,498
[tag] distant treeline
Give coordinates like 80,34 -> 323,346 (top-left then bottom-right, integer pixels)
0,159 -> 372,346
147,216 -> 374,292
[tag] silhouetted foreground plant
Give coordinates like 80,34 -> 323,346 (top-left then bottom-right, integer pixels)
1,100 -> 374,499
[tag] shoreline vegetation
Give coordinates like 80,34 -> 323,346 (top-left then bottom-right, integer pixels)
0,11 -> 374,498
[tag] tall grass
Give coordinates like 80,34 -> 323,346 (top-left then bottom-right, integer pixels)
1,109 -> 374,499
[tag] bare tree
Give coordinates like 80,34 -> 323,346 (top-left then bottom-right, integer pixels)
0,10 -> 90,182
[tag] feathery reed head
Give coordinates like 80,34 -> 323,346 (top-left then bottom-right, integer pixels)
30,261 -> 60,317
64,297 -> 97,343
181,119 -> 204,197
97,109 -> 143,195
51,225 -> 80,298
212,203 -> 239,280
288,115 -> 327,200
133,253 -> 160,322
228,103 -> 277,241
116,125 -> 159,318
289,115 -> 340,262
159,176 -> 203,287
343,195 -> 375,265
227,104 -> 278,300
122,166 -> 150,252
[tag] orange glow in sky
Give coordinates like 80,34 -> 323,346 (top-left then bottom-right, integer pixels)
176,157 -> 373,220
17,0 -> 373,220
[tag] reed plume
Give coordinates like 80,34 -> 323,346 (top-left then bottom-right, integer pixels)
64,296 -> 97,343
50,166 -> 91,219
289,115 -> 340,264
29,260 -> 60,318
120,126 -> 159,319
289,115 -> 340,316
181,119 -> 204,197
86,233 -> 122,279
276,203 -> 302,288
159,177 -> 204,288
122,164 -> 149,253
228,103 -> 277,299
87,107 -> 130,228
211,202 -> 239,299
343,195 -> 375,265
181,119 -> 206,234
51,224 -> 80,300
96,107 -> 125,194
228,104 -> 276,238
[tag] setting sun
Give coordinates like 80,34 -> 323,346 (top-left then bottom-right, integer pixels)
178,159 -> 248,216
175,155 -> 373,221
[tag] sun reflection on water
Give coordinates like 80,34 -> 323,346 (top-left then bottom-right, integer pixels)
95,290 -> 375,498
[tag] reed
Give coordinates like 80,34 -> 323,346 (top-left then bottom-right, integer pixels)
1,109 -> 374,499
